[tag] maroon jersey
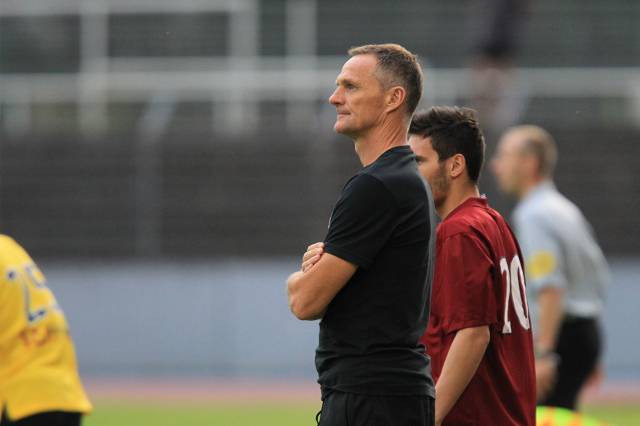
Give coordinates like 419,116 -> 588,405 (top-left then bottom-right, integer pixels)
421,197 -> 535,426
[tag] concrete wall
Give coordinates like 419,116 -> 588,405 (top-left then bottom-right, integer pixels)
46,258 -> 639,381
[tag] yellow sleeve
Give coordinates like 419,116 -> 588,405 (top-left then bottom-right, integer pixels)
0,235 -> 92,421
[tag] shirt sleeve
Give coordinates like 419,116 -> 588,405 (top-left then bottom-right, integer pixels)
438,232 -> 498,333
514,214 -> 567,291
323,174 -> 398,269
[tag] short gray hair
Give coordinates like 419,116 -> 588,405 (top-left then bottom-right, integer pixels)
348,43 -> 423,116
508,125 -> 558,178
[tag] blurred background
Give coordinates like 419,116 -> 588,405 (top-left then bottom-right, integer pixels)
1,0 -> 639,423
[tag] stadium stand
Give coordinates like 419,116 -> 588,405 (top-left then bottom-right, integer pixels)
0,0 -> 639,258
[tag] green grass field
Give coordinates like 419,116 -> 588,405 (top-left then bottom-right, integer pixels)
84,401 -> 640,426
583,405 -> 640,425
84,402 -> 318,426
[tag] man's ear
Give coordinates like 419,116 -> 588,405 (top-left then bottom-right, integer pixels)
524,153 -> 541,179
386,86 -> 407,113
449,154 -> 467,179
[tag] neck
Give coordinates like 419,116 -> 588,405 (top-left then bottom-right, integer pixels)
353,117 -> 408,166
438,183 -> 480,220
518,176 -> 548,199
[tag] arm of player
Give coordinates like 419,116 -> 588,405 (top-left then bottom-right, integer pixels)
287,251 -> 357,321
535,286 -> 565,400
536,286 -> 565,354
435,325 -> 490,426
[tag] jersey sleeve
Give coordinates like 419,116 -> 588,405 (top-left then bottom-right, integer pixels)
438,232 -> 498,333
515,214 -> 567,291
323,174 -> 398,269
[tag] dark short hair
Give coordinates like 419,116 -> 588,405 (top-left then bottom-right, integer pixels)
348,43 -> 423,116
409,106 -> 486,183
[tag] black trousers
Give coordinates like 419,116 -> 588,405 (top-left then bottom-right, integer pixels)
540,317 -> 602,410
317,390 -> 435,426
0,411 -> 82,426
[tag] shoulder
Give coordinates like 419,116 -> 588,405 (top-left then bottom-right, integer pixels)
0,234 -> 21,251
365,165 -> 427,207
334,173 -> 398,216
438,203 -> 510,252
0,235 -> 29,271
437,217 -> 485,259
436,220 -> 494,267
438,216 -> 470,240
516,189 -> 583,233
348,166 -> 426,209
438,203 -> 493,240
514,196 -> 552,229
344,172 -> 395,200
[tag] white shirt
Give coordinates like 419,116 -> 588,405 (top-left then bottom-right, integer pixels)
513,181 -> 609,319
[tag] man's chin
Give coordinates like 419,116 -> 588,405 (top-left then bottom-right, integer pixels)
333,122 -> 348,134
333,122 -> 358,138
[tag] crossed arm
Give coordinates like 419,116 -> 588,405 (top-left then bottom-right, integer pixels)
287,242 -> 358,320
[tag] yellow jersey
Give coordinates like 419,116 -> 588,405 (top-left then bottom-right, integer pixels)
0,235 -> 92,420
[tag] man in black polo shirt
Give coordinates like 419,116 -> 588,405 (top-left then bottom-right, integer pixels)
287,44 -> 436,426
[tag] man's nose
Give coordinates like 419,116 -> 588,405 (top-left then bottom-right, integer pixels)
329,88 -> 342,105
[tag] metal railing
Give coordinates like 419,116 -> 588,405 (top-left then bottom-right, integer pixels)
1,0 -> 640,138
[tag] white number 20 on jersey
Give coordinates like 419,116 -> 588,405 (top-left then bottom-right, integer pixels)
500,256 -> 530,334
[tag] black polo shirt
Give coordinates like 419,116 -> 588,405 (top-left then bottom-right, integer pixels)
316,145 -> 436,397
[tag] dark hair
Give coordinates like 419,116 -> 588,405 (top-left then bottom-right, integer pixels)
409,106 -> 486,183
348,43 -> 423,116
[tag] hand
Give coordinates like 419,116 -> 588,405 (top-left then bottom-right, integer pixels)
301,242 -> 324,272
536,356 -> 558,401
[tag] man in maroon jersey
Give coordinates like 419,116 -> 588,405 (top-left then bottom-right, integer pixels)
408,106 -> 536,426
